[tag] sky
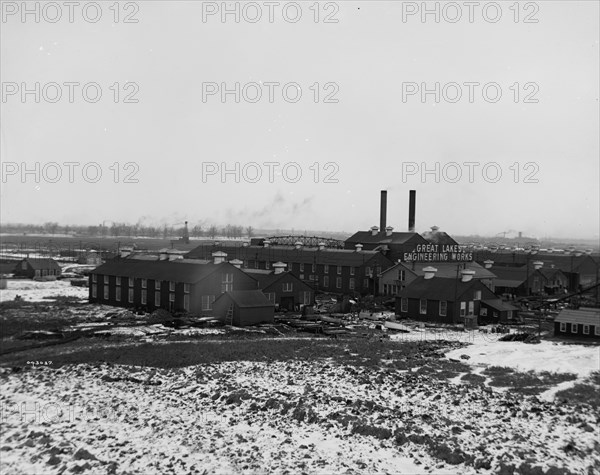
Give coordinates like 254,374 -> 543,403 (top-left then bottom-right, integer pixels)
1,0 -> 598,240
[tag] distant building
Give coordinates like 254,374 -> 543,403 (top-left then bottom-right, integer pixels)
14,258 -> 61,280
243,263 -> 314,311
211,290 -> 274,326
343,227 -> 429,262
491,265 -> 568,297
554,308 -> 600,339
395,268 -> 499,324
89,255 -> 257,314
77,251 -> 103,265
379,261 -> 496,297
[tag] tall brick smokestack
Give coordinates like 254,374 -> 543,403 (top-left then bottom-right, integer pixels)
380,190 -> 387,232
408,190 -> 416,232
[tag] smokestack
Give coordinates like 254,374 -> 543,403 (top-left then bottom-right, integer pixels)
380,190 -> 387,232
408,190 -> 416,232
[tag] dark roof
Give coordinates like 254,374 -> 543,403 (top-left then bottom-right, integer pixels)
489,266 -> 528,282
0,262 -> 17,274
538,268 -> 566,279
185,245 -> 391,267
481,299 -> 519,312
22,258 -> 61,270
477,253 -> 598,273
217,290 -> 273,308
397,276 -> 489,302
382,261 -> 496,280
345,231 -> 427,246
91,258 -> 223,283
243,270 -> 310,291
421,231 -> 459,246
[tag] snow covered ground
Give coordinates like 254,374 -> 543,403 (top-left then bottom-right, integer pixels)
0,280 -> 89,303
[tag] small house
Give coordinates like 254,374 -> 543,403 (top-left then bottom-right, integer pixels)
211,290 -> 275,326
14,258 -> 61,280
554,308 -> 600,339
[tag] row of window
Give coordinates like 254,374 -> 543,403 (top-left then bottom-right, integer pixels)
34,269 -> 59,277
399,298 -> 476,317
92,275 -> 231,294
559,322 -> 600,335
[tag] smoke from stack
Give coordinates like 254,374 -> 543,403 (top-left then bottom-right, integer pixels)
408,190 -> 416,232
380,190 -> 387,232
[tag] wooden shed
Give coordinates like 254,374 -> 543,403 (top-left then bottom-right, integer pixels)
554,308 -> 600,339
212,290 -> 275,327
14,258 -> 61,280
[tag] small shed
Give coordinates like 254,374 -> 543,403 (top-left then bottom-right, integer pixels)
554,308 -> 600,339
14,258 -> 61,280
212,290 -> 275,327
480,299 -> 520,324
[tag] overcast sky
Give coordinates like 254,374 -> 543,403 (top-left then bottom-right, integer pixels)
1,1 -> 598,240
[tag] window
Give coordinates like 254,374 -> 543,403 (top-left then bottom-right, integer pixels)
201,295 -> 215,311
221,273 -> 234,292
363,279 -> 369,288
265,262 -> 270,270
116,276 -> 121,286
103,285 -> 109,300
128,277 -> 133,287
571,323 -> 578,334
302,291 -> 311,305
439,301 -> 447,317
324,276 -> 329,287
265,292 -> 276,304
92,274 -> 97,283
419,299 -> 427,315
169,293 -> 175,303
350,267 -> 355,276
324,265 -> 329,274
254,261 -> 259,269
184,283 -> 190,293
474,290 -> 482,301
283,282 -> 293,292
336,277 -> 342,289
480,307 -> 487,317
365,267 -> 371,276
300,263 -> 304,272
398,269 -> 405,281
154,291 -> 160,306
460,302 -> 466,317
312,263 -> 316,273
300,274 -> 304,280
468,301 -> 474,315
169,281 -> 175,292
92,284 -> 97,298
349,278 -> 355,290
141,290 -> 147,305
595,326 -> 600,336
337,266 -> 342,275
309,275 -> 315,281
128,288 -> 134,303
401,298 -> 408,312
116,287 -> 121,301
243,260 -> 248,268
141,279 -> 147,289
155,281 -> 161,290
35,270 -> 41,277
183,294 -> 190,311
583,325 -> 590,335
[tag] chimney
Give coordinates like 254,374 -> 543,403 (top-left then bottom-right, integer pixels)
273,262 -> 287,274
380,190 -> 387,232
212,251 -> 227,264
355,243 -> 363,252
423,266 -> 437,280
318,242 -> 325,251
294,241 -> 303,250
230,259 -> 243,269
460,269 -> 476,282
408,190 -> 416,232
263,240 -> 271,248
483,260 -> 494,269
533,261 -> 544,270
370,226 -> 379,236
385,226 -> 394,237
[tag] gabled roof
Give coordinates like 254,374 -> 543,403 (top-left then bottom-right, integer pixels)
216,290 -> 273,308
397,276 -> 491,302
21,258 -> 61,270
539,268 -> 566,279
555,308 -> 600,326
489,267 -> 530,287
243,269 -> 310,291
91,258 -> 224,283
345,231 -> 427,246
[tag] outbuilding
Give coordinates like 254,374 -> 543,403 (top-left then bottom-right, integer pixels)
212,290 -> 275,326
14,258 -> 62,280
554,308 -> 600,339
